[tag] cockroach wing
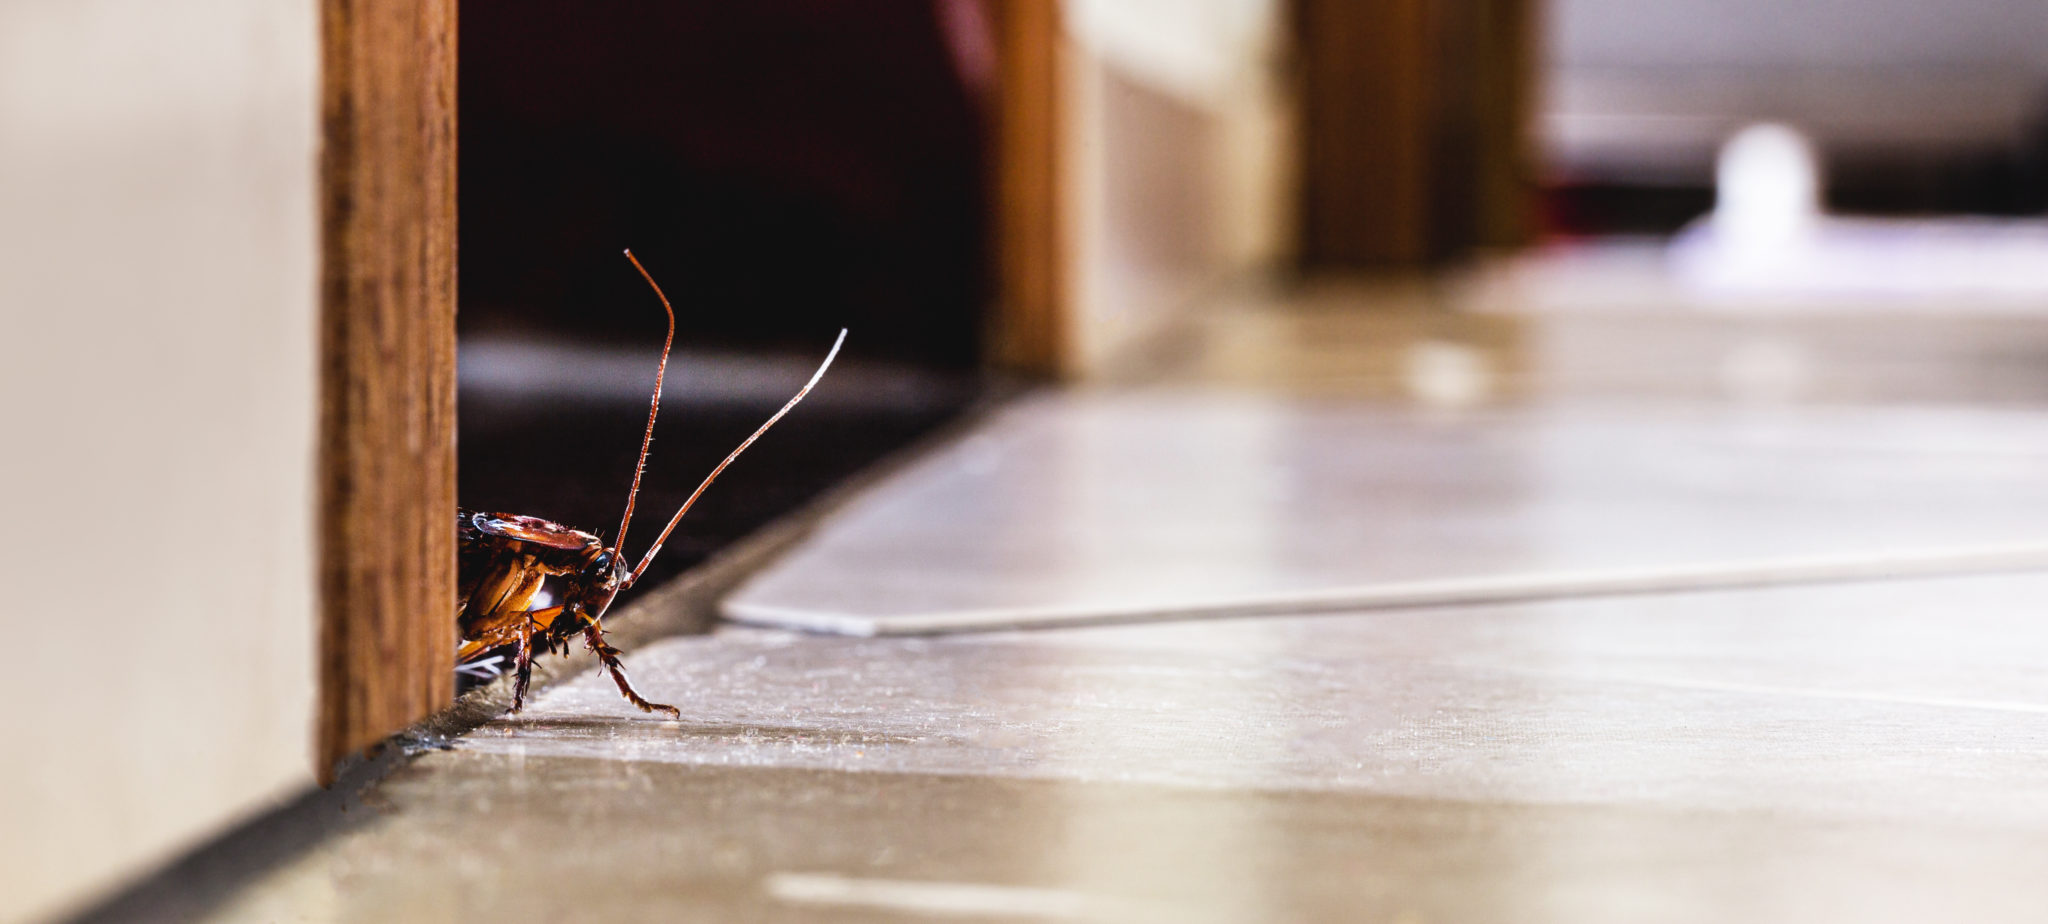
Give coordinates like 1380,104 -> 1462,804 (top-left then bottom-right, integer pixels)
467,512 -> 600,551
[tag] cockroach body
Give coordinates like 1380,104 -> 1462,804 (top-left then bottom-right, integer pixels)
456,249 -> 844,717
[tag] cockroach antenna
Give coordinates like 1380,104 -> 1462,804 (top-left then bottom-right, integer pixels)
615,247 -> 846,587
627,326 -> 847,587
616,248 -> 676,554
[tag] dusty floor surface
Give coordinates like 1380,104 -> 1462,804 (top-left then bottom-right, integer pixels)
206,569 -> 2048,922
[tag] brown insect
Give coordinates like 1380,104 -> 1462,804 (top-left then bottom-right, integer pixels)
456,249 -> 845,716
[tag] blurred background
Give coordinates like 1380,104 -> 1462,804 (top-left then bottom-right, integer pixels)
457,0 -> 2048,584
8,0 -> 2048,920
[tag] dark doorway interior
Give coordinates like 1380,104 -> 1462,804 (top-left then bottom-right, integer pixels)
457,1 -> 992,605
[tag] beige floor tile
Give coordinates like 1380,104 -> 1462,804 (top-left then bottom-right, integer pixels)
726,392 -> 2048,634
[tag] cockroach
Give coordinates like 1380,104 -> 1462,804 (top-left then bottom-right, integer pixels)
455,249 -> 845,717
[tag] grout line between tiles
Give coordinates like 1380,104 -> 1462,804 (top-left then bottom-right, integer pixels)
723,542 -> 2048,636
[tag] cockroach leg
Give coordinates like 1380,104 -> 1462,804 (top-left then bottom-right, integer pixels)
511,620 -> 536,712
584,624 -> 681,718
458,605 -> 564,663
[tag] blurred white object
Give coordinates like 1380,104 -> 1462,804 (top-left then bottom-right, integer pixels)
1670,122 -> 2048,305
1404,340 -> 1493,409
1713,124 -> 1822,259
1672,123 -> 1821,287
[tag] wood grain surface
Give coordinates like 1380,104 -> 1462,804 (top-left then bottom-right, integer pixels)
1294,0 -> 1534,266
989,0 -> 1069,376
316,0 -> 457,782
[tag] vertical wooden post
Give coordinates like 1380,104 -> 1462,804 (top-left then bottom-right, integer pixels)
1295,0 -> 1437,266
989,0 -> 1068,376
1469,0 -> 1538,249
317,0 -> 458,781
1293,0 -> 1537,267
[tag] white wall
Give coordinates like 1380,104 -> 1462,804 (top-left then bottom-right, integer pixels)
1544,0 -> 2048,180
0,1 -> 319,919
1554,0 -> 2048,73
1060,0 -> 1294,371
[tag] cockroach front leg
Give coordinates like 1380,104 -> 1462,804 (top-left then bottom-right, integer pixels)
511,619 -> 537,712
583,624 -> 681,718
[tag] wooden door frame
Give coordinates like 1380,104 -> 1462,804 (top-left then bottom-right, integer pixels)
989,0 -> 1070,377
316,0 -> 458,782
1293,0 -> 1537,267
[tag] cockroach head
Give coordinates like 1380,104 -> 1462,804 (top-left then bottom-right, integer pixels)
569,546 -> 631,619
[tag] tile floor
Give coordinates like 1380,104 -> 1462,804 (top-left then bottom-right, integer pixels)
191,266 -> 2048,923
725,392 -> 2048,633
